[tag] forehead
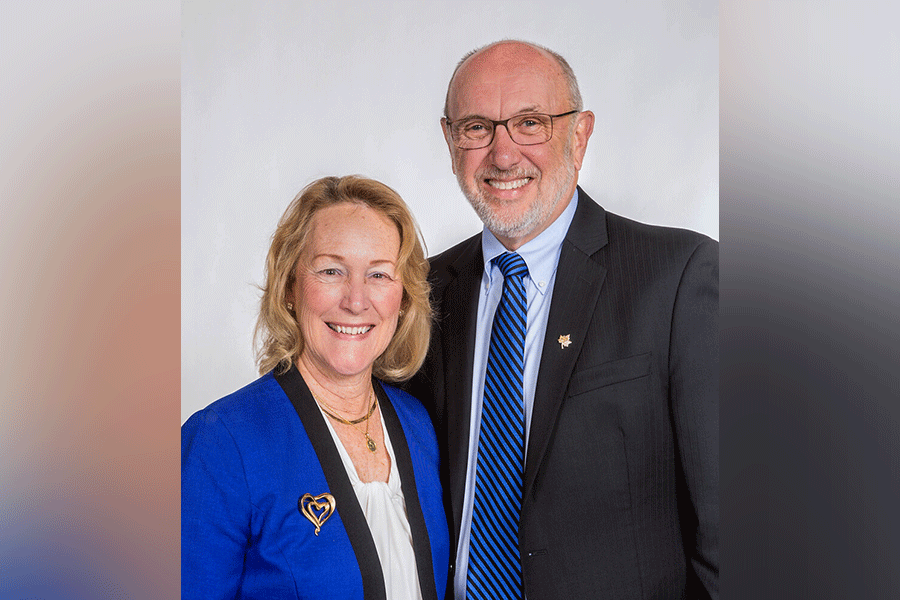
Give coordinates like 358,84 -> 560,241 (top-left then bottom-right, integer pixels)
306,202 -> 399,252
448,44 -> 567,118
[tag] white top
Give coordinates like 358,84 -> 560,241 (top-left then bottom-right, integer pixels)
319,404 -> 423,600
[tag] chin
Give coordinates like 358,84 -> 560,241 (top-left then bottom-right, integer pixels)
320,354 -> 370,378
326,365 -> 371,380
476,198 -> 545,239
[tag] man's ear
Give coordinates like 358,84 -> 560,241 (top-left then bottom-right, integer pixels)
571,110 -> 595,171
441,118 -> 458,175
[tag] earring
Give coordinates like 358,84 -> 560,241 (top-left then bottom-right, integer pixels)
398,309 -> 405,317
287,302 -> 294,310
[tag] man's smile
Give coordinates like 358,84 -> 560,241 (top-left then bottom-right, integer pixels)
486,177 -> 532,190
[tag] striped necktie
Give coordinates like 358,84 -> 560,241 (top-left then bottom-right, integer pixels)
467,251 -> 528,600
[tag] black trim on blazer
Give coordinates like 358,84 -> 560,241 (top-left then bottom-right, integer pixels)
275,365 -> 386,600
375,381 -> 439,600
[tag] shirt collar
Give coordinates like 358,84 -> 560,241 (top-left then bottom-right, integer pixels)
481,188 -> 579,295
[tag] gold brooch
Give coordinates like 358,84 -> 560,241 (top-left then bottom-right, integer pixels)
558,334 -> 572,349
299,492 -> 336,536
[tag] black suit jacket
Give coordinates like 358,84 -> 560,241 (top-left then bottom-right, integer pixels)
408,188 -> 718,600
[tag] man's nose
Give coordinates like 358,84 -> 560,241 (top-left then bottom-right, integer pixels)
488,124 -> 523,170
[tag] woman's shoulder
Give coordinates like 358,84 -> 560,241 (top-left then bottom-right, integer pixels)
379,380 -> 419,405
185,371 -> 290,431
379,381 -> 432,424
378,381 -> 440,467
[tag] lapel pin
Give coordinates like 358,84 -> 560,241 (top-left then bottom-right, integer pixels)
299,492 -> 336,536
558,334 -> 572,349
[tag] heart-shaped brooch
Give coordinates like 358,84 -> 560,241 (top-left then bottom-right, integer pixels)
299,492 -> 336,536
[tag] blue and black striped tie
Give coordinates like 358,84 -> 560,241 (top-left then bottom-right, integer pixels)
467,252 -> 528,600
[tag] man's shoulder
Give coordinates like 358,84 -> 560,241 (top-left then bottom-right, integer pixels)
428,231 -> 481,268
426,231 -> 482,286
569,189 -> 717,259
605,210 -> 716,247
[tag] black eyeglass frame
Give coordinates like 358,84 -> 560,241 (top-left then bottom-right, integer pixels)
444,109 -> 580,149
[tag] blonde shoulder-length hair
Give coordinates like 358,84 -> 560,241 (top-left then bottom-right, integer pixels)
254,175 -> 431,382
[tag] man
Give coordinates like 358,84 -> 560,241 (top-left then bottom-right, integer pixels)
408,41 -> 718,599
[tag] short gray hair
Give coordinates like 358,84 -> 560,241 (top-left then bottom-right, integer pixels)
442,40 -> 583,118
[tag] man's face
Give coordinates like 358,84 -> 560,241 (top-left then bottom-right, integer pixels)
443,43 -> 593,249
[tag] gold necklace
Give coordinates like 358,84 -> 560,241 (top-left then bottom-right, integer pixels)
314,388 -> 379,454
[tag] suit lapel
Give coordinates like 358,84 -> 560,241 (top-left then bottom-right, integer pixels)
439,238 -> 483,538
524,189 -> 609,497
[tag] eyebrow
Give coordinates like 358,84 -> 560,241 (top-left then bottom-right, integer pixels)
454,105 -> 545,121
312,253 -> 397,266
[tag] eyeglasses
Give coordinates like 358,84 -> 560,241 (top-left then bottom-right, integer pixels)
444,110 -> 579,149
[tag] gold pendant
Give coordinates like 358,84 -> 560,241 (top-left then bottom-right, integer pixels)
299,492 -> 336,536
365,435 -> 377,454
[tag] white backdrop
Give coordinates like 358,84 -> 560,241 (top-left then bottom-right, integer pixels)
182,0 -> 719,422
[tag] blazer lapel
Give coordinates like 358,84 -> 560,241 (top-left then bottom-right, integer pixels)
274,366 -> 387,600
377,383 -> 439,600
524,189 -> 609,497
439,239 -> 483,538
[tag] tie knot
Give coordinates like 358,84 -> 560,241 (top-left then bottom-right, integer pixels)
492,252 -> 528,279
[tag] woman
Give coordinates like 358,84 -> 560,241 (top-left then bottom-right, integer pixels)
182,176 -> 448,599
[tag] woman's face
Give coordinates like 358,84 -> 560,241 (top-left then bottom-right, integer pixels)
290,202 -> 403,383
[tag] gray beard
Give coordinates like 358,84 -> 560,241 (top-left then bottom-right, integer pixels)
457,151 -> 576,241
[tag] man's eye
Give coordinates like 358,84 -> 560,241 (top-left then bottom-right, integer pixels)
515,116 -> 546,130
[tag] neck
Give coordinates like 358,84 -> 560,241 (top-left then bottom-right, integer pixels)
493,182 -> 578,250
295,356 -> 373,416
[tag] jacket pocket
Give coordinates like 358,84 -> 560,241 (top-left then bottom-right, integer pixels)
566,352 -> 652,398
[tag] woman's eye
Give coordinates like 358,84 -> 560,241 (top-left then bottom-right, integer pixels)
320,268 -> 341,276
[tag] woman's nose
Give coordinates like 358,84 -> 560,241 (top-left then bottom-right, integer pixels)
342,277 -> 369,313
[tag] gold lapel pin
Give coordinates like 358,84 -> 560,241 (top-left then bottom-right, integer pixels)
299,492 -> 336,536
558,334 -> 572,349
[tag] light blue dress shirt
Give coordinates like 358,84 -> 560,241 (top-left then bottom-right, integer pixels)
454,190 -> 579,598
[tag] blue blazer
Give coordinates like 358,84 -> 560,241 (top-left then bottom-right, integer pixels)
182,365 -> 449,599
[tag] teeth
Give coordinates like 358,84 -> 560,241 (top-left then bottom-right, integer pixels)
329,324 -> 372,335
488,178 -> 530,190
